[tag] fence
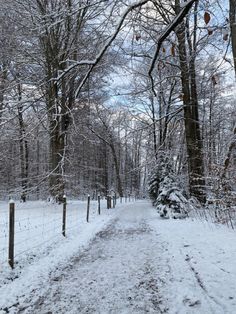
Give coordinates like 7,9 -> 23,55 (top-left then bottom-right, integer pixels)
0,194 -> 136,270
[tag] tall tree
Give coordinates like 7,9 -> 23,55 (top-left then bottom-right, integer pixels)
174,0 -> 206,203
229,0 -> 236,76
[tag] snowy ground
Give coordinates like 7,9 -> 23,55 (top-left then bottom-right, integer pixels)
0,199 -> 124,287
0,201 -> 236,313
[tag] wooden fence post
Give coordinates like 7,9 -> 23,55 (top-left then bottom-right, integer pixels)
112,196 -> 115,208
98,194 -> 101,215
87,195 -> 90,222
62,195 -> 67,237
8,199 -> 15,269
120,196 -> 122,203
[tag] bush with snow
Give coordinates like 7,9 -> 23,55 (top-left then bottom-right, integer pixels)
156,175 -> 192,219
148,157 -> 172,206
148,156 -> 193,218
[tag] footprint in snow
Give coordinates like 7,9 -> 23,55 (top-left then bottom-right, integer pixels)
183,297 -> 201,307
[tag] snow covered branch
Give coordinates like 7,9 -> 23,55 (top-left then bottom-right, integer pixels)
53,0 -> 151,96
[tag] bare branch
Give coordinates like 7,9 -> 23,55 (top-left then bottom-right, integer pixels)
148,0 -> 197,96
54,0 -> 152,97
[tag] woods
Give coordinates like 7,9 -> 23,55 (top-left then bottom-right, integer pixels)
0,2 -> 236,312
0,0 -> 235,213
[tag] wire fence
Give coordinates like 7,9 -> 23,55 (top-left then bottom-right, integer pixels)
0,194 -> 136,271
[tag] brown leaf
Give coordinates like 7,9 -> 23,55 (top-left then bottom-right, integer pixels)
204,12 -> 211,25
162,47 -> 166,54
171,44 -> 175,57
208,28 -> 213,35
223,33 -> 229,41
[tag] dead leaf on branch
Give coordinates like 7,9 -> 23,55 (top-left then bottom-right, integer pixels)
223,33 -> 229,41
204,12 -> 211,25
171,44 -> 176,57
208,28 -> 213,35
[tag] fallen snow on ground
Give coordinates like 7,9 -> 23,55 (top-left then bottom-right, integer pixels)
149,214 -> 236,313
0,199 -> 118,277
0,200 -> 128,298
0,201 -> 236,313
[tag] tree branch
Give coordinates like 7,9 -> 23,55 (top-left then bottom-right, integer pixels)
58,0 -> 151,97
148,0 -> 197,96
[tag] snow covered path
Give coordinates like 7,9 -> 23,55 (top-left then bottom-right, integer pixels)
0,202 -> 167,313
1,201 -> 236,313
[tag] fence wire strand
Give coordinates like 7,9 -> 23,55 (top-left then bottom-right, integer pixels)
0,198 -> 127,269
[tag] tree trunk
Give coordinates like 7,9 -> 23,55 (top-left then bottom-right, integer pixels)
150,95 -> 158,159
175,0 -> 206,203
229,0 -> 236,76
47,77 -> 69,202
36,132 -> 40,200
110,143 -> 124,197
45,67 -> 63,201
0,65 -> 7,121
36,0 -> 81,201
17,82 -> 28,202
222,125 -> 236,180
102,142 -> 109,194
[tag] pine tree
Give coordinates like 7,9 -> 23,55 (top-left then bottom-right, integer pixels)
148,156 -> 193,218
148,156 -> 172,205
156,175 -> 191,219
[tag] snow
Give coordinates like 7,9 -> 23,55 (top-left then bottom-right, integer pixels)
0,199 -> 125,285
0,200 -> 236,313
149,217 -> 236,313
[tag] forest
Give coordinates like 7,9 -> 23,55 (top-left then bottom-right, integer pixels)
0,0 -> 235,217
1,1 -> 236,312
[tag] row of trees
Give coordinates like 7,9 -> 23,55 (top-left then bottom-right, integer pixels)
0,0 -> 235,205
